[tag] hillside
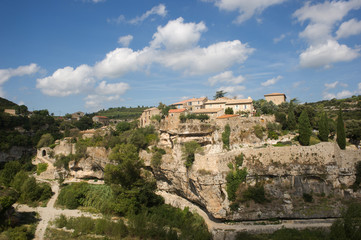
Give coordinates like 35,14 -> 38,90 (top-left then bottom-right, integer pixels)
94,106 -> 150,120
0,97 -> 18,110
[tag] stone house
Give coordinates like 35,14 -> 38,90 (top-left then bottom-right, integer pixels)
168,108 -> 188,129
264,93 -> 286,105
170,97 -> 207,111
92,116 -> 109,125
192,108 -> 224,120
71,111 -> 84,121
139,107 -> 161,127
225,97 -> 254,114
4,109 -> 16,116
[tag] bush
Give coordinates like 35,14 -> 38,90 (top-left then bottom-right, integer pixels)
36,163 -> 48,175
222,124 -> 231,150
37,133 -> 54,148
303,193 -> 313,202
242,183 -> 267,204
253,124 -> 264,140
226,168 -> 247,202
182,141 -> 201,168
298,110 -> 312,146
225,107 -> 234,115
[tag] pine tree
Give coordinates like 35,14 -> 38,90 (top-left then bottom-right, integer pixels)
318,112 -> 329,142
337,108 -> 346,150
287,102 -> 297,131
298,110 -> 312,146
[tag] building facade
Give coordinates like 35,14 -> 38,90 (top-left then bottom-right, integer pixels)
264,93 -> 286,105
139,107 -> 161,127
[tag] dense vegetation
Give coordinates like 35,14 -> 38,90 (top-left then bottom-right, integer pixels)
94,106 -> 149,120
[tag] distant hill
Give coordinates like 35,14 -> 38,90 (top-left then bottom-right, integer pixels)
0,97 -> 18,111
94,106 -> 151,120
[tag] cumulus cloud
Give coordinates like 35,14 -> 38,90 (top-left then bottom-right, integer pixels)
294,0 -> 361,68
204,0 -> 287,24
0,63 -> 40,97
273,33 -> 286,43
118,35 -> 133,47
336,18 -> 361,39
36,65 -> 95,96
261,75 -> 282,87
323,90 -> 353,99
218,85 -> 245,94
37,18 -> 254,105
324,81 -> 339,89
299,40 -> 359,68
85,81 -> 129,110
129,4 -> 167,24
150,17 -> 207,51
208,71 -> 245,86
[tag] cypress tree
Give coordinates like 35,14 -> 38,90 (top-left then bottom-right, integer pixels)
318,112 -> 329,142
287,102 -> 297,131
298,110 -> 312,146
336,108 -> 346,150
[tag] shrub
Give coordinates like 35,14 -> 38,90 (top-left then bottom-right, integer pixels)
242,183 -> 267,204
352,161 -> 361,190
222,124 -> 231,150
226,168 -> 247,202
36,163 -> 48,175
303,193 -> 313,202
225,107 -> 234,115
298,110 -> 312,146
182,141 -> 201,168
37,133 -> 54,148
253,124 -> 264,140
268,131 -> 279,140
337,108 -> 346,150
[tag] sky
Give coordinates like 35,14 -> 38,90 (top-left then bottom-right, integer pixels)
0,0 -> 361,115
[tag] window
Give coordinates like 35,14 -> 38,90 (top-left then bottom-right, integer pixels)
244,105 -> 247,109
236,105 -> 238,109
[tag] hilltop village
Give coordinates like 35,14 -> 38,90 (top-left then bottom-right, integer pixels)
1,94 -> 361,240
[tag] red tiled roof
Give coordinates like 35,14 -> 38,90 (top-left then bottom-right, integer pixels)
169,108 -> 187,113
216,114 -> 239,119
171,97 -> 207,105
95,116 -> 108,119
264,93 -> 286,97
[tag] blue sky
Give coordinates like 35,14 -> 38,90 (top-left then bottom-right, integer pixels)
1,0 -> 361,115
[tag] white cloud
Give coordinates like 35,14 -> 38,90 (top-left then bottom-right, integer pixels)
325,81 -> 339,89
96,81 -> 129,95
82,0 -> 106,3
218,85 -> 245,94
129,4 -> 167,24
294,0 -> 361,68
273,33 -> 286,43
0,63 -> 40,97
94,48 -> 143,79
150,17 -> 207,51
336,18 -> 361,39
261,75 -> 282,87
359,82 -> 361,91
85,81 -> 129,110
36,65 -> 95,96
204,0 -> 287,24
156,40 -> 254,75
118,35 -> 133,47
208,71 -> 245,86
299,40 -> 359,68
38,18 -> 254,104
293,81 -> 303,88
107,15 -> 125,24
336,90 -> 354,98
0,63 -> 40,85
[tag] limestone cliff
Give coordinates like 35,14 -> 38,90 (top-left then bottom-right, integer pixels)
142,120 -> 361,221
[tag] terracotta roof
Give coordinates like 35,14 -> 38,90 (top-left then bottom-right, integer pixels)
264,93 -> 286,97
216,114 -> 239,119
169,108 -> 187,113
225,99 -> 253,105
94,116 -> 108,119
192,108 -> 223,114
204,99 -> 227,104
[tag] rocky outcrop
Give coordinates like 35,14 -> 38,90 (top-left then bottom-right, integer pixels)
142,142 -> 361,221
0,146 -> 35,163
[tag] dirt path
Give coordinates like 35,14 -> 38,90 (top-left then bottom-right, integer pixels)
158,191 -> 335,238
15,180 -> 102,240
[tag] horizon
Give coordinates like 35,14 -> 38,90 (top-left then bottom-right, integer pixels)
1,0 -> 361,115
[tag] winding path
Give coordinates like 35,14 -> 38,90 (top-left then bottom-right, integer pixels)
15,180 -> 102,240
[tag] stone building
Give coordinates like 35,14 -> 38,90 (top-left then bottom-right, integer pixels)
264,93 -> 286,105
168,108 -> 188,129
192,108 -> 224,120
139,107 -> 161,127
171,97 -> 207,111
92,115 -> 109,125
225,97 -> 254,114
4,109 -> 16,116
71,111 -> 84,121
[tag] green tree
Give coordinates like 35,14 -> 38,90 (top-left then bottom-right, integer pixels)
287,102 -> 297,131
298,110 -> 312,146
318,112 -> 329,142
37,133 -> 54,148
116,121 -> 131,133
337,108 -> 346,150
225,107 -> 234,115
213,90 -> 227,100
0,161 -> 21,187
182,141 -> 201,168
75,115 -> 93,130
222,124 -> 231,150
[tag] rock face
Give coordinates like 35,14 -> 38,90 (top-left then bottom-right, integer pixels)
142,139 -> 361,221
0,146 -> 35,163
